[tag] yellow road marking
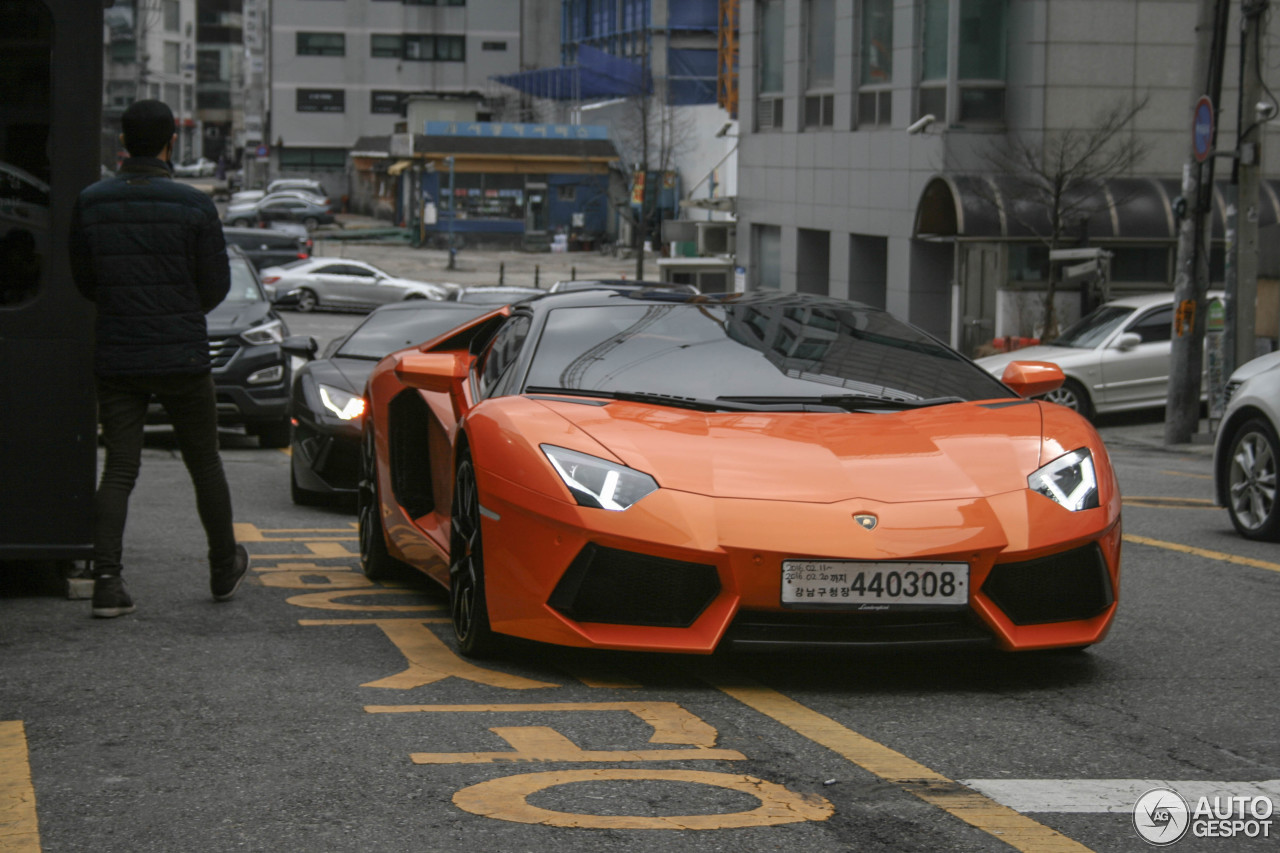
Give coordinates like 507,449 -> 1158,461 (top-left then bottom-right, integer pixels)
1124,534 -> 1280,573
1160,469 -> 1212,480
710,678 -> 1092,852
0,721 -> 41,852
234,522 -> 356,541
303,619 -> 557,690
1122,496 -> 1216,509
452,769 -> 833,829
259,570 -> 374,589
285,589 -> 441,611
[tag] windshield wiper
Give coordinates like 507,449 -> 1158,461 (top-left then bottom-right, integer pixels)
717,394 -> 967,411
523,386 -> 816,413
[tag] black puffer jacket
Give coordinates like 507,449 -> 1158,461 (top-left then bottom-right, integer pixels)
70,157 -> 229,376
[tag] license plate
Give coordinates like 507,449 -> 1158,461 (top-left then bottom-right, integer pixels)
781,561 -> 969,608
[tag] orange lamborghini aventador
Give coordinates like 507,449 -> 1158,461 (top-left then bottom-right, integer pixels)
358,289 -> 1121,657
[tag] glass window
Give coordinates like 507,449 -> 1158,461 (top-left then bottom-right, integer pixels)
437,35 -> 465,61
759,0 -> 784,94
297,32 -> 344,57
921,0 -> 948,82
279,148 -> 347,168
806,0 -> 835,91
371,91 -> 408,115
371,34 -> 402,58
755,225 -> 781,290
479,315 -> 531,398
296,89 -> 344,113
404,35 -> 435,61
482,41 -> 507,51
1128,306 -> 1173,344
958,0 -> 1005,79
860,0 -> 893,85
1111,247 -> 1169,282
163,0 -> 180,31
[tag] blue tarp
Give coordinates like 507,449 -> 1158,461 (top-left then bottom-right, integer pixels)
493,44 -> 650,101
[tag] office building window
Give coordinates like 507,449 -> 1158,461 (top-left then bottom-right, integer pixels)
804,0 -> 834,128
482,41 -> 507,51
757,0 -> 784,130
371,90 -> 409,115
279,148 -> 347,168
163,0 -> 179,31
297,32 -> 345,57
371,34 -> 402,57
164,41 -> 180,74
918,0 -> 1006,124
755,225 -> 782,290
858,0 -> 893,127
404,34 -> 465,62
297,88 -> 344,113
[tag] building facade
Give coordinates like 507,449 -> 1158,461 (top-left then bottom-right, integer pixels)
268,0 -> 525,192
735,0 -> 1280,354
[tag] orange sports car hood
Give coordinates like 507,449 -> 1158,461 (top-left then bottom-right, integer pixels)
535,398 -> 1048,503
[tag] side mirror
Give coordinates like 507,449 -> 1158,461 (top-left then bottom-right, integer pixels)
1114,332 -> 1142,351
395,351 -> 470,393
282,335 -> 318,360
1001,360 -> 1065,398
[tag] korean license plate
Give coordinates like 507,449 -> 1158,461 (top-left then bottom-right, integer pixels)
781,561 -> 969,608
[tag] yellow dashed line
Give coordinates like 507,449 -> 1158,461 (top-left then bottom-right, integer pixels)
1160,469 -> 1212,480
710,678 -> 1093,852
1122,496 -> 1216,509
0,721 -> 41,852
1124,534 -> 1280,573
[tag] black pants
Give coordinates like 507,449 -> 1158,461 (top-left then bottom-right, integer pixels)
93,372 -> 236,577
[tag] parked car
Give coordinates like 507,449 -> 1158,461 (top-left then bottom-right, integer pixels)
268,178 -> 329,199
448,285 -> 545,305
222,226 -> 311,271
547,278 -> 700,294
224,193 -> 335,229
173,157 -> 216,177
259,257 -> 457,312
147,245 -> 316,447
974,291 -> 1223,419
359,289 -> 1121,658
289,301 -> 493,505
1214,349 -> 1280,539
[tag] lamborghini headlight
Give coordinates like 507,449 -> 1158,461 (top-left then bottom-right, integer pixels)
1028,448 -> 1099,511
318,384 -> 365,420
541,444 -> 658,511
241,318 -> 284,345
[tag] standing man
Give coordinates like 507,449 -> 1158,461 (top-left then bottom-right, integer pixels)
70,99 -> 248,617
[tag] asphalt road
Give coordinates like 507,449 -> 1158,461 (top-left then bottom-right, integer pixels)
2,309 -> 1277,852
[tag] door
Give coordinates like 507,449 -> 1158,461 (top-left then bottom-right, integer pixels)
959,243 -> 1000,357
1097,304 -> 1174,410
525,183 -> 548,233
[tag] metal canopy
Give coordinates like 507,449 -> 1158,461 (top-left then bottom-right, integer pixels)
914,174 -> 1280,241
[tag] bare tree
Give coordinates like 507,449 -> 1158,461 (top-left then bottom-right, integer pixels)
976,96 -> 1150,339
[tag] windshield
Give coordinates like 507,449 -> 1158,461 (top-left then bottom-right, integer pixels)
224,255 -> 266,304
336,306 -> 489,359
523,299 -> 1011,404
1050,305 -> 1135,348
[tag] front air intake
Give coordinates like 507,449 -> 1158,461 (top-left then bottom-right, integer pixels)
981,544 -> 1114,625
547,544 -> 720,627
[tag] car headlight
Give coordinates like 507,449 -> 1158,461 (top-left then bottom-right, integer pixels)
242,318 -> 284,345
1028,448 -> 1099,511
318,384 -> 365,420
541,444 -> 658,511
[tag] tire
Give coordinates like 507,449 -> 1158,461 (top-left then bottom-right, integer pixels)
295,288 -> 318,313
303,217 -> 320,230
449,449 -> 500,658
290,460 -> 327,507
1040,378 -> 1094,420
252,418 -> 291,449
357,422 -> 411,581
1224,417 -> 1280,540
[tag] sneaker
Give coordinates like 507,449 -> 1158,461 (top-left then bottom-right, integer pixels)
92,575 -> 136,618
211,544 -> 249,602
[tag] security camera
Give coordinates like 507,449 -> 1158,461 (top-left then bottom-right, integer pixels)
907,114 -> 936,135
1257,101 -> 1278,122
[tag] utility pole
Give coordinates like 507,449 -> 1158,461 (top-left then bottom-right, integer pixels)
1225,0 -> 1270,379
1166,0 -> 1231,445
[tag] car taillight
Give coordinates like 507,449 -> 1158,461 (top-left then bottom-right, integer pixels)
262,275 -> 280,284
296,252 -> 308,260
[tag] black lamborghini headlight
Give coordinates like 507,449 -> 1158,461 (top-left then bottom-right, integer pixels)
541,444 -> 658,511
1028,448 -> 1099,511
319,383 -> 365,420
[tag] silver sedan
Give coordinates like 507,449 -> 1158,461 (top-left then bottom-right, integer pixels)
259,258 -> 459,312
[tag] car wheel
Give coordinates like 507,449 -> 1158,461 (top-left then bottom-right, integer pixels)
1040,378 -> 1094,420
290,459 -> 327,507
450,448 -> 500,658
295,288 -> 318,313
252,418 -> 291,449
1225,417 -> 1280,540
357,422 -> 410,581
403,294 -> 427,301
303,217 -> 320,230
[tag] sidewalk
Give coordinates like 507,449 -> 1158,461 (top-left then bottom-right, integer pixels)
1094,416 -> 1217,455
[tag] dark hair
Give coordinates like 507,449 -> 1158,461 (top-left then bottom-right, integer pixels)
121,100 -> 175,158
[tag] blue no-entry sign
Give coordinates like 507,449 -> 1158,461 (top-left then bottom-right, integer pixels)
1193,96 -> 1214,162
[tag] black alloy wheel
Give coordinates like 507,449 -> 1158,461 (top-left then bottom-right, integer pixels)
450,449 -> 499,657
357,421 -> 409,580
